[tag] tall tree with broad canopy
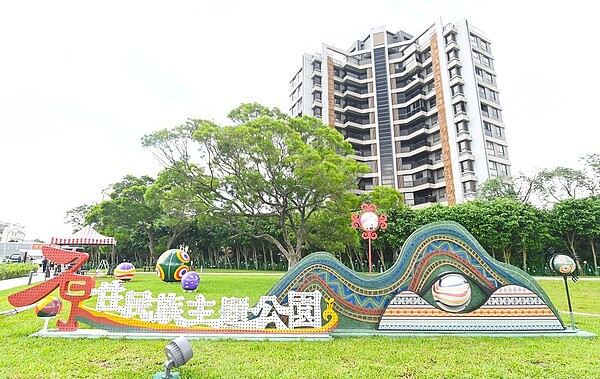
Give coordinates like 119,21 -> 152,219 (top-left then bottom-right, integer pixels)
141,103 -> 369,269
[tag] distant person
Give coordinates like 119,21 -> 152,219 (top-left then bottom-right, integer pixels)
42,257 -> 48,273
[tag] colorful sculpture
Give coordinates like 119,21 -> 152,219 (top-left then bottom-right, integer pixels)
155,249 -> 190,282
268,221 -> 567,333
181,271 -> 200,291
35,296 -> 63,318
114,262 -> 136,281
8,222 -> 592,338
35,296 -> 63,330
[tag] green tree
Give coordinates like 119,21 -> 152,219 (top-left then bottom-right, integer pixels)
142,104 -> 369,269
550,197 -> 597,271
534,167 -> 590,206
86,175 -> 163,262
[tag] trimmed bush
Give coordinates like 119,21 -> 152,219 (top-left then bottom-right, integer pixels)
0,263 -> 38,280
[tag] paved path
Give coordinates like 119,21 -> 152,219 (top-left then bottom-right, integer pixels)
0,269 -> 46,291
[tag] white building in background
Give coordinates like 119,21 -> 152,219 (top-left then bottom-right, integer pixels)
289,17 -> 511,206
0,221 -> 28,258
0,221 -> 25,242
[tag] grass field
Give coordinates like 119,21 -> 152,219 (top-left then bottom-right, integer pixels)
0,271 -> 599,379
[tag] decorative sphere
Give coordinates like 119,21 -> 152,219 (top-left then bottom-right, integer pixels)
359,212 -> 379,231
432,273 -> 471,313
181,271 -> 201,291
551,255 -> 576,275
114,262 -> 136,281
156,249 -> 190,282
35,296 -> 63,318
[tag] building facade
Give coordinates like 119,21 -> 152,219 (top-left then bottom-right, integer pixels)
289,18 -> 511,206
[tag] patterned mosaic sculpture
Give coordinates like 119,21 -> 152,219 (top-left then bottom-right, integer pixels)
267,221 -> 566,333
7,221 -> 571,338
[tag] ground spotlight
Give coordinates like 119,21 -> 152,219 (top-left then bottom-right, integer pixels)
153,336 -> 193,379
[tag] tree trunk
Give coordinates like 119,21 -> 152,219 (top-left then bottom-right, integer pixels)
502,248 -> 511,265
376,248 -> 386,271
590,238 -> 598,275
522,247 -> 527,272
565,232 -> 583,271
269,248 -> 274,271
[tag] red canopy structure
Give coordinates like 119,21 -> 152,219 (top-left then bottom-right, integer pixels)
50,225 -> 116,246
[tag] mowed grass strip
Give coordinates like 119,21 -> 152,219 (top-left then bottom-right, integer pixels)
0,272 -> 598,379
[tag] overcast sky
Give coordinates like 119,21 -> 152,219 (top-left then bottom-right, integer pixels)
1,0 -> 597,242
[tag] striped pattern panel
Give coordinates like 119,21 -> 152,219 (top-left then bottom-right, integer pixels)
378,285 -> 564,332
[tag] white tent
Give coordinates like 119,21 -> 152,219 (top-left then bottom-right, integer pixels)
50,225 -> 116,246
50,225 -> 116,270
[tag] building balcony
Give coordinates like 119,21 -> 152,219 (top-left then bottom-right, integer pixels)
414,194 -> 437,205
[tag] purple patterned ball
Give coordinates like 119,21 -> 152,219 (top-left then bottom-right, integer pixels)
181,271 -> 200,291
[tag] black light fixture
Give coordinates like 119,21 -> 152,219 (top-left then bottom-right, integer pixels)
153,336 -> 194,379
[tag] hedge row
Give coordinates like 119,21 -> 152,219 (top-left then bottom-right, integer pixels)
0,263 -> 39,280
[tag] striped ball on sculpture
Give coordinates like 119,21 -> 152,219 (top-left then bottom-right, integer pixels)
156,249 -> 190,282
35,296 -> 63,318
114,262 -> 136,281
432,273 -> 471,313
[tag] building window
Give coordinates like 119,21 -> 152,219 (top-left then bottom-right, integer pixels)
497,144 -> 506,156
452,84 -> 464,96
484,122 -> 493,136
491,107 -> 501,119
313,92 -> 322,101
437,169 -> 445,179
458,140 -> 471,154
475,68 -> 484,81
449,67 -> 462,78
480,40 -> 489,51
455,121 -> 469,134
478,85 -> 486,99
499,163 -> 509,176
463,181 -> 477,193
495,126 -> 503,138
489,161 -> 498,176
489,90 -> 498,101
486,141 -> 494,154
454,101 -> 466,114
429,98 -> 437,109
461,160 -> 474,173
435,151 -> 443,161
473,52 -> 481,65
314,107 -> 322,117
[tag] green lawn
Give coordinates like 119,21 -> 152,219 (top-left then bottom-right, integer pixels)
0,272 -> 599,379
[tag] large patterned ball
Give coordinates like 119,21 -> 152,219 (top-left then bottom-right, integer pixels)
181,271 -> 201,291
432,273 -> 471,313
114,262 -> 136,281
551,255 -> 576,275
156,249 -> 190,282
35,296 -> 63,318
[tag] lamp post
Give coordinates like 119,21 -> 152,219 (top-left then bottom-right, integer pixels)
351,203 -> 387,274
550,254 -> 578,330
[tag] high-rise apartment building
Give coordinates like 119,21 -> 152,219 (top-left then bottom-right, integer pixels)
289,18 -> 511,206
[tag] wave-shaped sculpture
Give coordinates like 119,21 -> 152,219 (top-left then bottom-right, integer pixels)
266,221 -> 565,332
